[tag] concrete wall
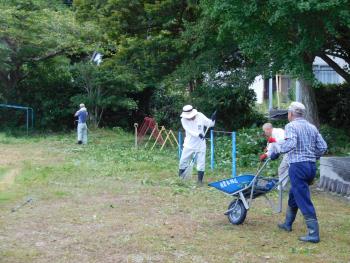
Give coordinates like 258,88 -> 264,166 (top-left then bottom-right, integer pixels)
318,157 -> 350,198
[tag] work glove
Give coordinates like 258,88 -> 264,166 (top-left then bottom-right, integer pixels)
199,133 -> 205,139
268,137 -> 277,143
259,153 -> 268,161
211,110 -> 217,122
270,152 -> 280,160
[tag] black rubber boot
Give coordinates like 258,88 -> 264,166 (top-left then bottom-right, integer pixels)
178,169 -> 185,178
197,171 -> 204,185
299,217 -> 320,243
278,206 -> 298,232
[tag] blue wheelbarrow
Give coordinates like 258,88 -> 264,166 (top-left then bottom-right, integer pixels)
208,159 -> 288,225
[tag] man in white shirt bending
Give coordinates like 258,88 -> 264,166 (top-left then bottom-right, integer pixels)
179,105 -> 215,184
259,123 -> 289,189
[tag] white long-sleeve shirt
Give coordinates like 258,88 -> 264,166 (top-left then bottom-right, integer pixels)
181,112 -> 214,152
266,128 -> 285,157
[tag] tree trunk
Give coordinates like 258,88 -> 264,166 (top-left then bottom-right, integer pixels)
92,105 -> 99,129
299,79 -> 320,127
0,69 -> 23,101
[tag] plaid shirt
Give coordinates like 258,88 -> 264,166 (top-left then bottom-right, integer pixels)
280,118 -> 327,163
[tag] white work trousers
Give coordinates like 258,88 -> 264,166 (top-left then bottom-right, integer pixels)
179,147 -> 206,172
77,123 -> 88,144
278,154 -> 289,189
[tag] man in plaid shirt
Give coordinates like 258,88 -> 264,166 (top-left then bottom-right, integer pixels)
278,102 -> 327,243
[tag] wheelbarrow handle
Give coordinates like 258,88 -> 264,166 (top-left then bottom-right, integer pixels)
256,158 -> 270,176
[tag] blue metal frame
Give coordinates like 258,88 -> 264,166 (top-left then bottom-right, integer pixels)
0,104 -> 34,134
178,129 -> 237,176
178,130 -> 183,159
209,130 -> 237,177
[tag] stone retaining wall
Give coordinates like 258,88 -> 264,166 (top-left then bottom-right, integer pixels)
318,157 -> 350,198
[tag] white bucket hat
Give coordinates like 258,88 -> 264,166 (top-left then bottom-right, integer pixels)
180,105 -> 198,119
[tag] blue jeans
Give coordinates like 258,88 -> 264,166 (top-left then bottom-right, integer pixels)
288,162 -> 317,219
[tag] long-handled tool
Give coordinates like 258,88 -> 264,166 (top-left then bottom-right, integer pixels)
11,198 -> 33,213
180,110 -> 217,179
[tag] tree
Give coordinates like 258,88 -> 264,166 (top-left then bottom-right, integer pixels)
203,0 -> 350,126
191,76 -> 263,131
70,60 -> 143,128
0,0 -> 99,98
74,0 -> 200,90
169,6 -> 251,91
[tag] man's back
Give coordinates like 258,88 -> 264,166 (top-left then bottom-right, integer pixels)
77,109 -> 88,124
282,118 -> 327,163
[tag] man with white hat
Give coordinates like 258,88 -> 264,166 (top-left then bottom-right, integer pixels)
74,103 -> 88,144
179,105 -> 215,184
277,101 -> 327,243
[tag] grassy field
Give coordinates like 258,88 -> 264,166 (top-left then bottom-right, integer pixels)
0,130 -> 349,263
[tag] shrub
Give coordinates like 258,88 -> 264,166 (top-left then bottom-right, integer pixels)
150,84 -> 186,130
319,125 -> 350,156
213,127 -> 279,176
191,83 -> 266,131
315,83 -> 350,130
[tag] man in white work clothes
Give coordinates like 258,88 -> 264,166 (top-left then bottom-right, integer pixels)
179,105 -> 215,184
259,123 -> 289,190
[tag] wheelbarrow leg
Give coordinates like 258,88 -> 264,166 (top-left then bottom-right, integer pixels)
277,173 -> 289,213
277,186 -> 283,213
239,192 -> 250,210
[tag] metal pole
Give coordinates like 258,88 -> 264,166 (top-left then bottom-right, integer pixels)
134,123 -> 138,148
210,129 -> 214,170
26,109 -> 29,135
232,132 -> 236,177
178,131 -> 183,159
269,77 -> 273,110
31,108 -> 34,129
295,79 -> 302,102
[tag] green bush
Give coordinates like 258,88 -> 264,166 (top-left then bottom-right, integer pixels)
150,84 -> 186,130
319,125 -> 350,156
315,83 -> 350,130
191,84 -> 266,131
213,128 -> 279,177
151,81 -> 267,132
0,57 -> 77,132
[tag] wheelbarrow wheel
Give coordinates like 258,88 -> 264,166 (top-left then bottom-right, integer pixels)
227,199 -> 247,225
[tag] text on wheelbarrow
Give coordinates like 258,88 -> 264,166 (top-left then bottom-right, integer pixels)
219,178 -> 239,188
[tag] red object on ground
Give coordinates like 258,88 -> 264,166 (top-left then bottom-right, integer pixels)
137,117 -> 164,144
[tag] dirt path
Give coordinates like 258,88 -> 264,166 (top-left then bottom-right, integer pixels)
0,168 -> 21,191
0,143 -> 63,167
0,142 -> 65,191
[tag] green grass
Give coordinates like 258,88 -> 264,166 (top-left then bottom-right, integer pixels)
0,167 -> 9,181
0,129 -> 349,263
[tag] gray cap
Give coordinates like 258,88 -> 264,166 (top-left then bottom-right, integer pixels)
288,101 -> 306,115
